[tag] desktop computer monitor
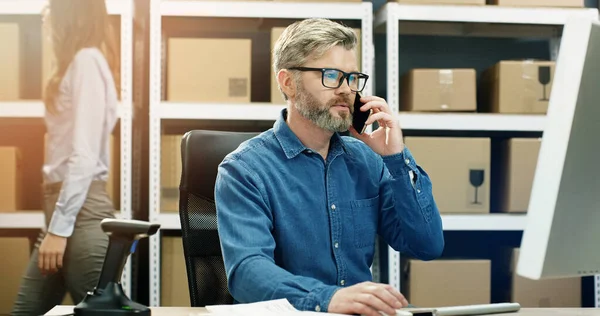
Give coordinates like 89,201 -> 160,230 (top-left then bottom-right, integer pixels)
517,14 -> 600,281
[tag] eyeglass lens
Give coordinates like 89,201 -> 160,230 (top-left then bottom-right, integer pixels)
323,69 -> 365,91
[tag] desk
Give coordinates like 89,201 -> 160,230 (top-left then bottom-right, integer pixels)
45,306 -> 600,315
46,306 -> 209,315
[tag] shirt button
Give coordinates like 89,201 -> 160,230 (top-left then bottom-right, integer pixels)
405,159 -> 410,165
340,280 -> 345,286
334,242 -> 339,248
417,189 -> 421,193
315,305 -> 321,312
330,204 -> 336,211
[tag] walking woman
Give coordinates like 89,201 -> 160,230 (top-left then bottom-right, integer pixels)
12,0 -> 120,314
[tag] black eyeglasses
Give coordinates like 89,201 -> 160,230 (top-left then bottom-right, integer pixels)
288,67 -> 369,92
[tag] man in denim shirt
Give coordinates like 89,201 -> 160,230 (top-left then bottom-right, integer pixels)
215,18 -> 444,316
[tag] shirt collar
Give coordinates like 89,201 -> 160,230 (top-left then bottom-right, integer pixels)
274,108 -> 349,160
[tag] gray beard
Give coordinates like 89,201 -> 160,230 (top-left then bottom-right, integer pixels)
294,83 -> 353,133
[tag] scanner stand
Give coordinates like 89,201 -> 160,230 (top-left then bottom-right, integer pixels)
74,219 -> 160,316
74,282 -> 149,316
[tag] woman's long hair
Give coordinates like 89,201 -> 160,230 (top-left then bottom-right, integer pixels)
44,0 -> 120,114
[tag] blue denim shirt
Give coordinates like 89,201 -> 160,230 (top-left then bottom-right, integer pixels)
215,109 -> 444,312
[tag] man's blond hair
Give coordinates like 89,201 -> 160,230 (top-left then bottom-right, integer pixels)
272,18 -> 358,100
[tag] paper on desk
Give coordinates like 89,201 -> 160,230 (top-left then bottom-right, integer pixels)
205,298 -> 350,315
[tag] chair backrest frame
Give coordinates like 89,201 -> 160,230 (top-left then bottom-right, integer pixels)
177,130 -> 259,307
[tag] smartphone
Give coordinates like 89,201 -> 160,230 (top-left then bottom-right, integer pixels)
352,92 -> 372,134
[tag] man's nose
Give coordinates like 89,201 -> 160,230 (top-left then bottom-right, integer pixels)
335,78 -> 352,94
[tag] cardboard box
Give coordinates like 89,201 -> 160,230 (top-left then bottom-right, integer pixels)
161,134 -> 183,213
403,259 -> 491,307
510,249 -> 581,307
392,0 -> 485,4
401,69 -> 476,112
167,38 -> 251,103
404,137 -> 490,214
270,27 -> 362,104
500,138 -> 541,213
107,135 -> 121,210
0,147 -> 23,212
481,60 -> 556,114
0,238 -> 30,314
489,0 -> 584,8
0,23 -> 20,101
161,236 -> 191,307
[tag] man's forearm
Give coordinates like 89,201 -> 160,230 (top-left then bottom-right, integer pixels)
229,255 -> 340,312
381,148 -> 444,260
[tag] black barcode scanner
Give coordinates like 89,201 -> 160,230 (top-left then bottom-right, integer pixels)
74,219 -> 160,316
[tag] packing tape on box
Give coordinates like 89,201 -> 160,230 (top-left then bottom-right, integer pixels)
438,69 -> 454,110
521,60 -> 537,112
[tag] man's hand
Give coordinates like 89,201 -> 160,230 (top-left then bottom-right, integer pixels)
349,95 -> 405,156
328,281 -> 410,316
38,232 -> 67,275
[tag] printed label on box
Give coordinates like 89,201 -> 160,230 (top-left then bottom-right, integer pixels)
229,78 -> 248,97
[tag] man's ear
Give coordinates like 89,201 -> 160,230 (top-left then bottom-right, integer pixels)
277,69 -> 296,99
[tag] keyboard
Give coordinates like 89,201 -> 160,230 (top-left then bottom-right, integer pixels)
392,302 -> 521,316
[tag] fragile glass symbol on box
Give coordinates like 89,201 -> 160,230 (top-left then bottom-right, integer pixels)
538,66 -> 551,101
469,169 -> 484,205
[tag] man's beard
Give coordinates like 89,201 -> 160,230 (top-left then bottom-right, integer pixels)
294,82 -> 353,133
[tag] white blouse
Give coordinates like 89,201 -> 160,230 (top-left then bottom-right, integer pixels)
43,48 -> 118,238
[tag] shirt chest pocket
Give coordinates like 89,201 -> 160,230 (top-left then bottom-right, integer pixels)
351,195 -> 379,248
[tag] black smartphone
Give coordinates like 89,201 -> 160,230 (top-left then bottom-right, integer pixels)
352,92 -> 372,134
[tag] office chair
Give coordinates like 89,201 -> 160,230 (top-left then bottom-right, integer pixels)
178,130 -> 259,307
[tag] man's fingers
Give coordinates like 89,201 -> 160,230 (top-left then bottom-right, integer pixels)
384,284 -> 409,307
369,285 -> 403,309
356,292 -> 397,316
360,95 -> 386,105
352,301 -> 384,316
360,101 -> 389,114
365,112 -> 394,127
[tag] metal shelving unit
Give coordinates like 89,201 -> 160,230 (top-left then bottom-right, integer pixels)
375,2 -> 600,307
155,212 -> 527,231
149,0 -> 374,306
0,0 -> 134,297
398,112 -> 546,132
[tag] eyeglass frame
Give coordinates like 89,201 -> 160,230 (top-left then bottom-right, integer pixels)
287,67 -> 369,92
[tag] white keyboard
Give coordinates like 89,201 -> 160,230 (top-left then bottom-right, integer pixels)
392,302 -> 521,316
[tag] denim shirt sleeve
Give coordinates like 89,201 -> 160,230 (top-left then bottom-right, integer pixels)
377,146 -> 445,260
215,157 -> 340,312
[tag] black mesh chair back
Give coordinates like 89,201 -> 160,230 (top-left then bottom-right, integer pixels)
178,130 -> 259,307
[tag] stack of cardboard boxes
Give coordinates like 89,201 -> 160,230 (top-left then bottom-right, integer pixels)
400,60 -> 557,115
0,22 -> 42,311
403,136 -> 544,215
